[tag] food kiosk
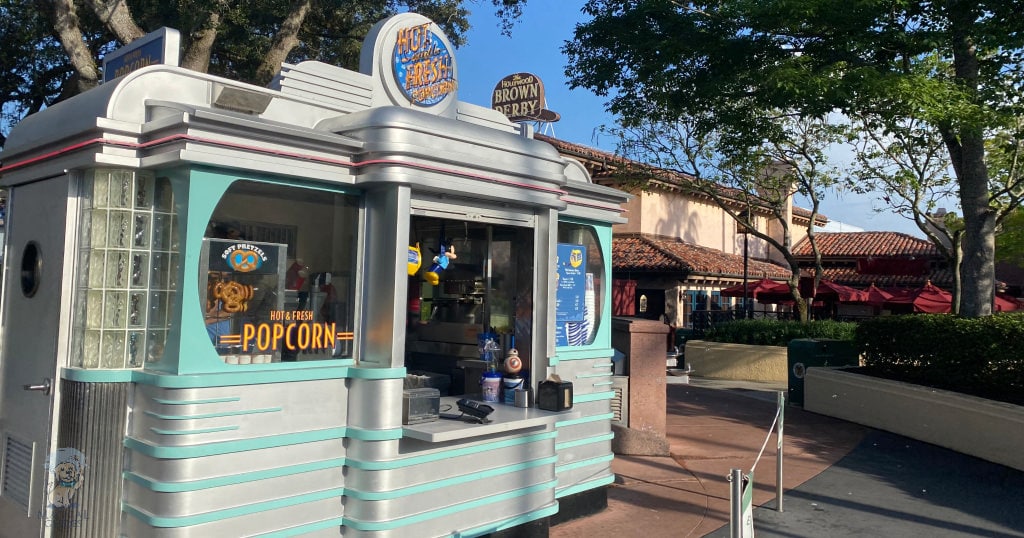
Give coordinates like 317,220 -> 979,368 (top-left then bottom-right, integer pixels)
0,13 -> 629,537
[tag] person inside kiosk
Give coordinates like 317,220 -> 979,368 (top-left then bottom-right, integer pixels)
201,180 -> 359,364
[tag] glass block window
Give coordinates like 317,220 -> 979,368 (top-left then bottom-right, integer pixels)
71,169 -> 179,368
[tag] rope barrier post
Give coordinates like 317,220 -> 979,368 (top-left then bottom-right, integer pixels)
777,390 -> 785,512
729,468 -> 743,538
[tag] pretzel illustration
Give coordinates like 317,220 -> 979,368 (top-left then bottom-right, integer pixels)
213,280 -> 253,313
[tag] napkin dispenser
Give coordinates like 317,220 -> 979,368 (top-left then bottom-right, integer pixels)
537,376 -> 573,411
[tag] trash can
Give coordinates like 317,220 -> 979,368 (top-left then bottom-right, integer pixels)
787,339 -> 859,406
673,328 -> 694,368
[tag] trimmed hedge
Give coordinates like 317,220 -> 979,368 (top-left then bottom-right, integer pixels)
703,319 -> 857,347
854,313 -> 1024,406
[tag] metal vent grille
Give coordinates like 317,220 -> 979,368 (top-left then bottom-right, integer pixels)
2,434 -> 35,511
611,376 -> 629,427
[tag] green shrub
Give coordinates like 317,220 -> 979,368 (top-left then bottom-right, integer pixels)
854,313 -> 1024,405
703,319 -> 857,347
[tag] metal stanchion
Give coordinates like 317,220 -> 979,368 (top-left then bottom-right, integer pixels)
777,390 -> 785,512
729,468 -> 743,538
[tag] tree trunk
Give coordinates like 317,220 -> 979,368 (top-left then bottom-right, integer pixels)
960,173 -> 996,316
87,0 -> 145,43
181,12 -> 222,73
948,3 -> 994,317
255,0 -> 313,86
52,0 -> 99,92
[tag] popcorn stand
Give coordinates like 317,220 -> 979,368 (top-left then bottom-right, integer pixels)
0,13 -> 628,537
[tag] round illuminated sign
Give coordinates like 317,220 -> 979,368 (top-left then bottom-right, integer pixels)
392,22 -> 456,106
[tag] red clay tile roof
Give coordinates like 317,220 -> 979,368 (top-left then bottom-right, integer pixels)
613,233 -> 791,279
536,133 -> 827,225
818,266 -> 953,289
793,232 -> 939,258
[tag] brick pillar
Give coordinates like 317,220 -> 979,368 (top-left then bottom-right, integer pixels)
611,317 -> 668,438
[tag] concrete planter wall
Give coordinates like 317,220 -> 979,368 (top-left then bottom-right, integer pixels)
805,367 -> 1024,472
683,340 -> 788,383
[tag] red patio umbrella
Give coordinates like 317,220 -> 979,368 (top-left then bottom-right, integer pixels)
811,280 -> 869,303
994,293 -> 1021,312
859,283 -> 893,307
755,279 -> 865,304
719,278 -> 785,299
883,281 -> 952,313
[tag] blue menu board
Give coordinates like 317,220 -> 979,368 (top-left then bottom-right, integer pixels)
556,244 -> 587,346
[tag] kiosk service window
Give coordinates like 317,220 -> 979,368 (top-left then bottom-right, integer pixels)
405,216 -> 533,397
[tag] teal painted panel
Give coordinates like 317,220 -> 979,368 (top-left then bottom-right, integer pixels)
62,364 -> 404,387
124,458 -> 346,493
143,407 -> 281,420
555,474 -> 615,498
556,412 -> 614,428
151,396 -> 241,405
573,390 -> 615,403
149,425 -> 239,436
555,432 -> 614,451
346,456 -> 557,501
349,431 -> 557,470
123,486 -> 346,528
555,454 -> 614,473
342,480 -> 558,531
124,426 -> 402,459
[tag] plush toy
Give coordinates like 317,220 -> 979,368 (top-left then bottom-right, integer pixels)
423,239 -> 457,286
407,242 -> 422,276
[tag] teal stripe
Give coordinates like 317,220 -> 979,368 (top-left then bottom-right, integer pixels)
350,431 -> 557,470
347,456 -> 557,500
61,368 -> 134,383
62,364 -> 402,387
575,372 -> 612,379
458,503 -> 560,537
592,362 -> 613,368
552,348 -> 616,361
556,454 -> 614,473
343,480 -> 558,531
123,486 -> 346,528
253,517 -> 344,537
152,397 -> 241,405
125,427 -> 392,459
132,365 -> 403,388
144,407 -> 281,420
124,458 -> 346,493
592,381 -> 613,387
555,432 -> 615,451
556,412 -> 614,428
573,390 -> 615,403
555,474 -> 615,498
150,426 -> 239,436
126,429 -> 550,465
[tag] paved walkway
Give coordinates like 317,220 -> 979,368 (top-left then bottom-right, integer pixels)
551,377 -> 1024,538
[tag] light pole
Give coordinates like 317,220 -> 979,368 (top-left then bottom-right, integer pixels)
739,208 -> 752,319
743,231 -> 749,319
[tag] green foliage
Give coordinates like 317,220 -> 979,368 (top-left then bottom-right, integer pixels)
565,0 -> 1024,317
0,0 -> 528,145
703,319 -> 856,347
997,208 -> 1024,267
854,314 -> 1024,405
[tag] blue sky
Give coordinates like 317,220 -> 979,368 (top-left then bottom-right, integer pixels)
452,1 -> 933,238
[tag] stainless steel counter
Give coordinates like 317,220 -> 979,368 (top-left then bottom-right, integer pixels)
403,396 -> 577,442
